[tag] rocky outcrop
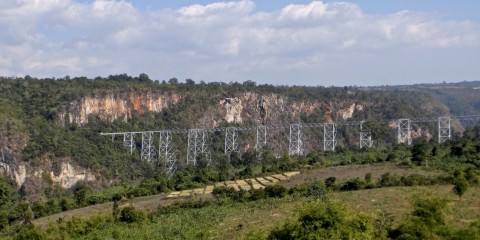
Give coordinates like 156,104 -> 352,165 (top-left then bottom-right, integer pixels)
219,92 -> 361,125
336,103 -> 364,121
219,97 -> 244,123
49,162 -> 96,188
60,91 -> 366,126
1,139 -> 96,191
60,92 -> 182,125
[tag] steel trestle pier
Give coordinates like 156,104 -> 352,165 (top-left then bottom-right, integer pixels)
99,115 -> 480,167
159,131 -> 177,174
187,129 -> 211,166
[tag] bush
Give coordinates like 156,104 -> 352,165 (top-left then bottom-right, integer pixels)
60,197 -> 75,211
119,206 -> 146,223
325,176 -> 336,189
289,181 -> 327,200
212,186 -> 247,201
268,200 -> 373,239
378,173 -> 400,187
248,188 -> 267,201
400,173 -> 427,186
86,195 -> 107,205
156,200 -> 215,215
389,195 -> 448,239
13,224 -> 46,240
340,178 -> 365,191
452,176 -> 469,200
264,185 -> 287,198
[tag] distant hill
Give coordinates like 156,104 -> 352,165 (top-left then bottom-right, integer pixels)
364,80 -> 480,117
0,75 -> 478,200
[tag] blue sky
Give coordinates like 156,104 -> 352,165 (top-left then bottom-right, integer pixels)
127,0 -> 480,20
0,0 -> 479,86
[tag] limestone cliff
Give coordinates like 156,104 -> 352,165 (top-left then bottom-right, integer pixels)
60,92 -> 182,125
218,92 -> 363,125
60,91 -> 364,126
1,132 -> 96,198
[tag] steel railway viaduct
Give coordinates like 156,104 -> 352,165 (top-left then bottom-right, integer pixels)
101,115 -> 480,174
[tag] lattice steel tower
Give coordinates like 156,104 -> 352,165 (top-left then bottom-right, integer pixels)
141,131 -> 156,162
359,121 -> 373,148
324,123 -> 337,151
438,117 -> 451,144
289,124 -> 304,156
255,125 -> 267,156
397,119 -> 412,145
224,127 -> 239,155
158,131 -> 177,174
187,129 -> 211,166
123,132 -> 135,154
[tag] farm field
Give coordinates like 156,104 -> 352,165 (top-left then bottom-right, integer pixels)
34,163 -> 419,225
33,185 -> 480,239
29,162 -> 477,240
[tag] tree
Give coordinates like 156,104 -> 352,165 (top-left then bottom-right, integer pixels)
390,195 -> 448,239
411,141 -> 432,167
168,77 -> 179,84
185,78 -> 196,85
138,73 -> 150,82
73,183 -> 90,206
0,177 -> 12,206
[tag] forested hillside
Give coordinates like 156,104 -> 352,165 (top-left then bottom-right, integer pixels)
366,80 -> 480,118
0,75 -> 467,199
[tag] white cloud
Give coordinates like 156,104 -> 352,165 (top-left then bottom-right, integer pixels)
0,0 -> 479,85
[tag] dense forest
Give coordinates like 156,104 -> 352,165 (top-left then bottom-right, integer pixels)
0,75 -> 459,186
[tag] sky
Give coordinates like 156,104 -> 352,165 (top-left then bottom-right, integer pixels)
1,0 -> 479,86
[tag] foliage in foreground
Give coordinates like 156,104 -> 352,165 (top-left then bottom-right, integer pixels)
268,200 -> 373,240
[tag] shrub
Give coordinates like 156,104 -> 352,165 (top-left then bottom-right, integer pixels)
264,185 -> 287,198
389,195 -> 448,239
212,186 -> 236,199
268,200 -> 373,239
119,206 -> 146,223
289,181 -> 327,200
378,173 -> 400,187
325,176 -> 336,189
60,197 -> 75,211
400,173 -> 427,186
13,224 -> 46,240
452,176 -> 469,200
248,188 -> 267,201
156,200 -> 215,215
212,186 -> 247,201
86,195 -> 106,205
340,178 -> 365,191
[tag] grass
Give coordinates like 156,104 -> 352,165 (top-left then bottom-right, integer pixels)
333,185 -> 480,227
280,162 -> 436,188
34,162 -> 434,226
34,185 -> 480,239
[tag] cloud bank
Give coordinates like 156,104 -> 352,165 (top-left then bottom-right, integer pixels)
0,0 -> 479,85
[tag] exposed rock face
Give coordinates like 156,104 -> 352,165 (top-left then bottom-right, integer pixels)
219,97 -> 244,123
336,103 -> 359,121
9,160 -> 96,190
218,92 -> 360,125
1,138 -> 96,191
60,92 -> 182,125
60,91 -> 365,126
50,162 -> 96,188
389,121 -> 433,141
